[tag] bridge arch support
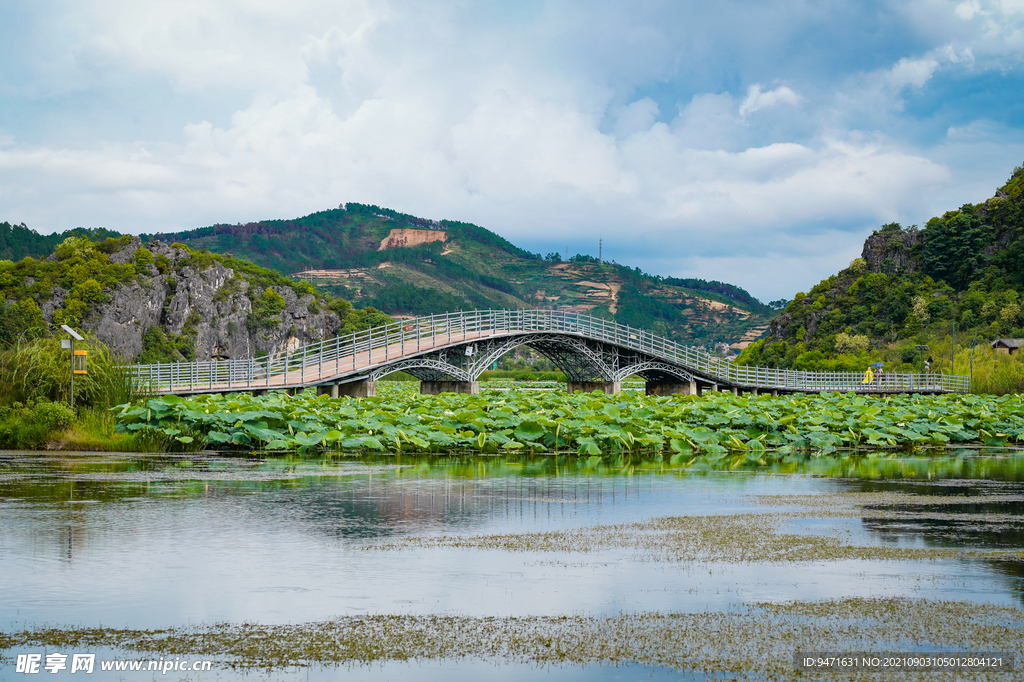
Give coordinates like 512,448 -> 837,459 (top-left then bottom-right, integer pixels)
361,334 -> 703,396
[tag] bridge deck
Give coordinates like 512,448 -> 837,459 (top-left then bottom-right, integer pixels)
137,329 -> 501,395
129,310 -> 970,396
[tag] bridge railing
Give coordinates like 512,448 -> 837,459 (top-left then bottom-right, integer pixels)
129,309 -> 971,394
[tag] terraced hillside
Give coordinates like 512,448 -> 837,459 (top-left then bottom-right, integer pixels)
149,204 -> 773,347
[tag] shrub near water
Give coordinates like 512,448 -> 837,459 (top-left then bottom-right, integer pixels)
0,399 -> 76,448
0,333 -> 149,450
114,387 -> 1024,457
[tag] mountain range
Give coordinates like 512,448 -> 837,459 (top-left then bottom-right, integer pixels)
148,203 -> 774,348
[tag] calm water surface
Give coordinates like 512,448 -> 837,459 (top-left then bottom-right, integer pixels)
2,449 -> 1023,680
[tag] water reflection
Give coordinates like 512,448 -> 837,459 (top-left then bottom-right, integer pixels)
1,448 -> 1024,632
832,469 -> 1024,608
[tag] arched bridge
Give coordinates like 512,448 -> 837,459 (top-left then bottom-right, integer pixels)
129,309 -> 970,397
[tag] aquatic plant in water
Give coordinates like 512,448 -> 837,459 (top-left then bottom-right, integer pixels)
112,385 -> 1024,457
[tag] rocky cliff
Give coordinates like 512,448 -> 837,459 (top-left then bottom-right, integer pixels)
860,225 -> 923,274
37,238 -> 343,361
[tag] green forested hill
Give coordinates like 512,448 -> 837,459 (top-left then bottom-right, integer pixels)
740,162 -> 1024,376
148,203 -> 772,346
0,222 -> 122,263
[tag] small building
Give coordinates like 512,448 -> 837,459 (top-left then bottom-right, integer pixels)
991,338 -> 1023,356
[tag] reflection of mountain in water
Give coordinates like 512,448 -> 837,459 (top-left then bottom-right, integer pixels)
847,478 -> 1024,607
264,474 -> 649,541
0,452 -> 654,560
849,480 -> 1024,549
988,559 -> 1024,605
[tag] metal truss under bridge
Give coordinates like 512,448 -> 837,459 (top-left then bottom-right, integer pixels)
128,309 -> 971,396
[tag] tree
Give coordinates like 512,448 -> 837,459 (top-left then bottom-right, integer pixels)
834,332 -> 869,353
340,307 -> 392,335
923,211 -> 993,290
912,295 -> 930,325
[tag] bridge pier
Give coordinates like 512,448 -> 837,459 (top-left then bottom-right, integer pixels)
698,383 -> 718,395
568,380 -> 621,395
251,389 -> 268,397
334,380 -> 376,398
420,381 -> 479,395
645,380 -> 697,396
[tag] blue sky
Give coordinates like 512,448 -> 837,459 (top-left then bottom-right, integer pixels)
1,0 -> 1023,301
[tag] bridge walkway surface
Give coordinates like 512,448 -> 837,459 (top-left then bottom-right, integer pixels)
128,309 -> 970,396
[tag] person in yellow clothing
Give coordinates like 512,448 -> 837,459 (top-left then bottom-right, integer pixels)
862,367 -> 874,384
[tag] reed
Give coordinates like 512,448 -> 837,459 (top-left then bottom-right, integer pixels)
953,343 -> 1024,395
0,335 -> 149,408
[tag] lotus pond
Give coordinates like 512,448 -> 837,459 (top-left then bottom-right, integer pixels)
115,383 -> 1024,455
3,387 -> 1024,680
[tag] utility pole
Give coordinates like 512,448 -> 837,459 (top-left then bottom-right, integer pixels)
599,239 -> 603,264
951,320 -> 955,372
970,327 -> 978,387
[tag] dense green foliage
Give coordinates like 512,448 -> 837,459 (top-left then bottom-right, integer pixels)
0,222 -> 65,262
319,242 -> 518,298
0,399 -> 76,448
149,206 -> 437,275
0,336 -> 138,408
0,235 -> 139,329
115,386 -> 1024,456
616,283 -> 681,336
611,267 -> 763,343
138,324 -> 199,363
361,282 -> 472,315
752,163 -> 1024,383
662,277 -> 770,315
339,307 -> 393,335
439,218 -> 541,261
247,288 -> 288,331
0,222 -> 123,263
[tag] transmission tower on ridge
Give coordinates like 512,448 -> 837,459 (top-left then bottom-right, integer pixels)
599,239 -> 603,264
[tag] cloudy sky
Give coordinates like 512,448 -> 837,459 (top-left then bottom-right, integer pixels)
2,0 -> 1023,301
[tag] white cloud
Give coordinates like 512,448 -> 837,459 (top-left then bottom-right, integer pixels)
886,57 -> 940,89
956,0 -> 982,19
738,84 -> 801,117
1,75 -> 952,303
671,93 -> 744,151
1,0 -> 1023,302
612,98 -> 659,139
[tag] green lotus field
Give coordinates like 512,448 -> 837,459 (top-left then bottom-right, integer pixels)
114,383 -> 1024,459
